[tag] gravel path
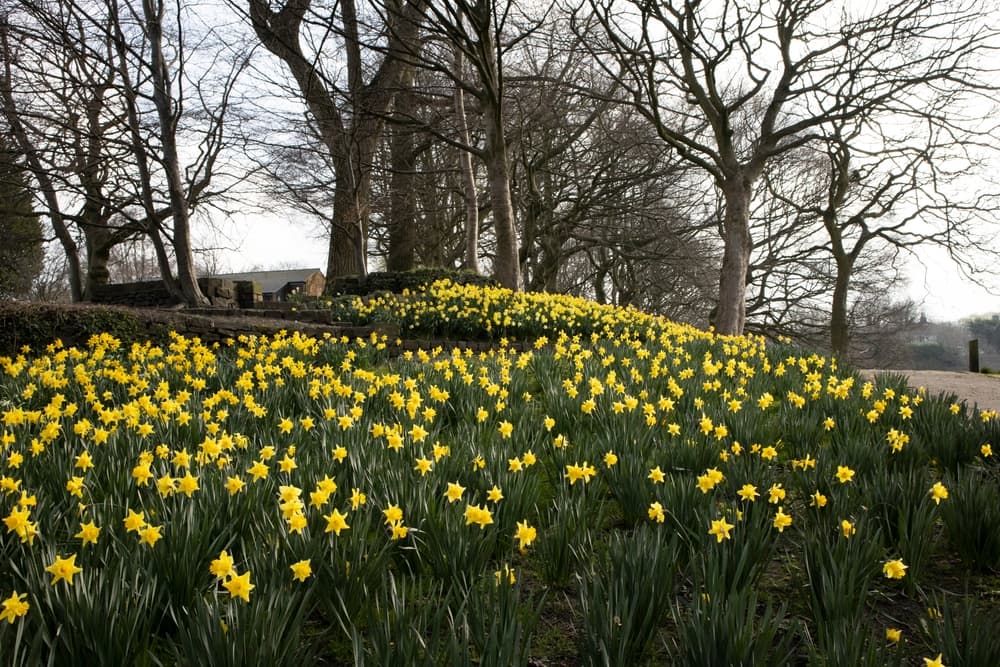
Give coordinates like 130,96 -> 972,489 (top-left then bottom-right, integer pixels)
861,369 -> 1000,413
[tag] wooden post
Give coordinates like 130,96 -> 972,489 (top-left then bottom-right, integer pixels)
969,339 -> 980,373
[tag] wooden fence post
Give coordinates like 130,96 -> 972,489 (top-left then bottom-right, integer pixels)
969,339 -> 980,373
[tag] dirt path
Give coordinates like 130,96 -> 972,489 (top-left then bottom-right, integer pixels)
861,369 -> 1000,413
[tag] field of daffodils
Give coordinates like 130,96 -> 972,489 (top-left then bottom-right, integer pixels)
2,280 -> 999,665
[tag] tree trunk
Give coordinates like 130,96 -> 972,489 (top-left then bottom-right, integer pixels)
387,78 -> 417,272
49,213 -> 83,302
520,166 -> 540,286
593,248 -> 609,304
454,50 -> 480,274
143,0 -> 208,306
146,223 -> 183,296
482,97 -> 519,290
529,231 -> 561,293
21,174 -> 82,301
326,159 -> 369,286
83,230 -> 112,300
716,180 -> 753,336
830,254 -> 854,355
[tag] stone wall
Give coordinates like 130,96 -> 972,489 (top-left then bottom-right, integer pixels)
151,311 -> 399,346
91,279 -> 258,309
330,270 -> 496,296
0,299 -> 532,358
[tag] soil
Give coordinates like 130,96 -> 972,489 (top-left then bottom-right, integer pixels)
862,369 -> 1000,413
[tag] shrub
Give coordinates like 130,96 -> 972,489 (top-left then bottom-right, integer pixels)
0,301 -> 167,355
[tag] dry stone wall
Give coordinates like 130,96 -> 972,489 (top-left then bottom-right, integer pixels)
89,280 -> 177,307
90,279 -> 260,309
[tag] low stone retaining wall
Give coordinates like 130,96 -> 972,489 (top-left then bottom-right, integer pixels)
1,301 -> 529,358
182,307 -> 337,325
330,270 -> 496,296
138,310 -> 399,346
90,279 -> 257,309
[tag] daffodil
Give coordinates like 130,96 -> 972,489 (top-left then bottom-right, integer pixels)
75,521 -> 100,546
132,462 -> 153,486
515,520 -> 537,551
708,517 -> 734,542
46,554 -> 83,586
696,474 -> 716,493
464,503 -> 494,529
390,521 -> 409,540
210,550 -> 235,579
324,508 -> 350,536
0,591 -> 29,624
177,472 -> 199,497
445,482 -> 466,503
383,503 -> 403,525
923,653 -> 946,667
75,451 -> 94,471
929,481 -> 948,505
773,507 -> 792,533
226,476 -> 245,495
139,524 -> 163,547
224,570 -> 254,603
768,484 -> 786,504
247,460 -> 269,481
124,508 -> 146,533
883,559 -> 907,579
414,457 -> 433,476
565,462 -> 596,485
290,559 -> 312,582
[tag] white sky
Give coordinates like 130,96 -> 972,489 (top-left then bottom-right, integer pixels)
906,247 -> 1000,322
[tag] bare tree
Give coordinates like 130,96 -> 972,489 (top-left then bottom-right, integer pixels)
580,0 -> 1000,335
0,6 -> 129,301
1,0 -> 251,304
111,0 -> 251,304
762,100 -> 1000,354
245,0 -> 425,288
398,0 -> 554,289
496,21 -> 718,318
